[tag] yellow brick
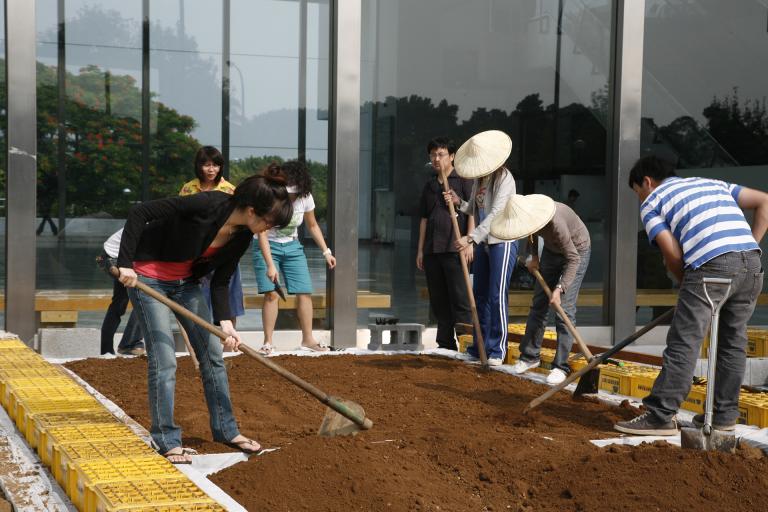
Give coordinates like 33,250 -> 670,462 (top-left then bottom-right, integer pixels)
90,478 -> 222,512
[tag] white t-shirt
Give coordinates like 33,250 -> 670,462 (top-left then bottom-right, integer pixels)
266,193 -> 315,243
104,228 -> 123,258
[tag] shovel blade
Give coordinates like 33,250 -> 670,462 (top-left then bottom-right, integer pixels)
680,426 -> 737,453
573,368 -> 600,396
318,398 -> 369,437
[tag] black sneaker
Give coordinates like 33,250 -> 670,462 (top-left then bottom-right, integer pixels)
614,412 -> 679,436
117,345 -> 146,356
691,414 -> 736,431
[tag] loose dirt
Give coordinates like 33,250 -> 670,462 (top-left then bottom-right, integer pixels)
65,354 -> 768,511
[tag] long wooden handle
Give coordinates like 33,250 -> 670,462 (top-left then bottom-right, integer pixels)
531,269 -> 594,361
112,268 -> 373,430
525,307 -> 674,412
441,179 -> 488,366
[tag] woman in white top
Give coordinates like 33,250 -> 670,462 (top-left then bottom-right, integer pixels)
252,161 -> 336,354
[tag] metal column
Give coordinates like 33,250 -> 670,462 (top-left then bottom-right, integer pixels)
328,0 -> 361,348
4,0 -> 37,342
605,0 -> 645,341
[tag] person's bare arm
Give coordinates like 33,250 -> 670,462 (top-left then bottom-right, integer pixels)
655,230 -> 684,284
416,218 -> 427,271
258,232 -> 278,282
736,186 -> 768,243
304,210 -> 336,269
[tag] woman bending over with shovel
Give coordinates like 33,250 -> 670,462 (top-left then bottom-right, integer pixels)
444,130 -> 518,366
115,171 -> 292,464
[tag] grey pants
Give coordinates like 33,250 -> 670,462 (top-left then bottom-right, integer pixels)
519,246 -> 591,373
644,251 -> 763,423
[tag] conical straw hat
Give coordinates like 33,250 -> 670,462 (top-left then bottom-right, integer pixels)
454,130 -> 512,179
490,194 -> 556,241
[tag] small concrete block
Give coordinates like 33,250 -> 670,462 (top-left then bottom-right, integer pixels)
38,328 -> 100,358
368,323 -> 424,351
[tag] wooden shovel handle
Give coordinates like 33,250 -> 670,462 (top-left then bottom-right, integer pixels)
110,267 -> 373,430
531,269 -> 594,361
525,307 -> 674,412
440,179 -> 488,366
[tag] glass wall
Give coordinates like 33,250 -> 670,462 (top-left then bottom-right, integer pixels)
35,0 -> 143,292
360,0 -> 613,326
638,1 -> 768,323
149,0 -> 221,199
229,0 -> 330,314
29,0 -> 331,330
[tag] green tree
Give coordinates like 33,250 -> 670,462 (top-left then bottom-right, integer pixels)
26,61 -> 202,217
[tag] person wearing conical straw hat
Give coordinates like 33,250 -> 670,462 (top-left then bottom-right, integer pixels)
443,130 -> 518,366
490,194 -> 591,385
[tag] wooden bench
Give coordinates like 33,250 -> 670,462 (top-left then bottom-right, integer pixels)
421,288 -> 768,316
0,289 -> 391,327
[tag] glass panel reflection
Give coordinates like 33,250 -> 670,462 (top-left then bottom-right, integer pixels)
639,1 -> 768,324
360,0 -> 613,327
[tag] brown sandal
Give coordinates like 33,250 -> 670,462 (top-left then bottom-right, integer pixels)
163,447 -> 196,464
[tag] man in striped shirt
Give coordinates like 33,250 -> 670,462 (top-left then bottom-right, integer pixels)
615,156 -> 768,435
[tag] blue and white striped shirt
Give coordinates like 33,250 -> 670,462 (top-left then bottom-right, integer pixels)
640,177 -> 760,269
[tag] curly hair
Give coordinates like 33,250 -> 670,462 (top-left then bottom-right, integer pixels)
275,159 -> 312,197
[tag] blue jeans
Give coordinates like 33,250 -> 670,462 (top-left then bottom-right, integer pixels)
128,276 -> 240,453
644,251 -> 763,423
519,246 -> 591,373
468,241 -> 518,360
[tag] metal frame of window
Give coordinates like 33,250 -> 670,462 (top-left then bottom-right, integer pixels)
605,0 -> 645,341
327,0 -> 361,347
4,0 -> 37,342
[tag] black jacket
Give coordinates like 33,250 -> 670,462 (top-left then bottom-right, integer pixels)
117,191 -> 252,321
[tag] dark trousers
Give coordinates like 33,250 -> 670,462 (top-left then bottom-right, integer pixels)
644,251 -> 763,423
424,252 -> 471,350
100,277 -> 144,354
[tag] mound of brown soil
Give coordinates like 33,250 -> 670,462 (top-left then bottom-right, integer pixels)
65,354 -> 768,511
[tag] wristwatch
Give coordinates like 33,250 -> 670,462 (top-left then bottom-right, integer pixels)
555,283 -> 565,293
322,248 -> 332,257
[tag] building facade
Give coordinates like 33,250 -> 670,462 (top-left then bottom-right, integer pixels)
2,0 -> 767,344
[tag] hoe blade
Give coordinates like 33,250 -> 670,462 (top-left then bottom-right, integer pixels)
318,397 -> 369,437
573,368 -> 600,396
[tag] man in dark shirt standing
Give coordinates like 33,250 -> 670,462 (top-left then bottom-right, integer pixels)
417,137 -> 474,350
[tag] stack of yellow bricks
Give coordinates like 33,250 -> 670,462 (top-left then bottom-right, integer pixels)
458,325 -> 768,428
0,337 -> 224,511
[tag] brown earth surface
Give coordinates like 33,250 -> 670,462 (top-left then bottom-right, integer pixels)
65,354 -> 768,511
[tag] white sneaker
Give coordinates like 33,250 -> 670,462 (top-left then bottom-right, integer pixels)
487,357 -> 504,366
546,368 -> 567,385
510,359 -> 540,374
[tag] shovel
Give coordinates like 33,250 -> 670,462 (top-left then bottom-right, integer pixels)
109,267 -> 373,437
441,179 -> 489,367
525,307 -> 674,413
681,277 -> 737,453
530,268 -> 595,361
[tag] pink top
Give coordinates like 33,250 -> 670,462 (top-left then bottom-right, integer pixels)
134,245 -> 220,281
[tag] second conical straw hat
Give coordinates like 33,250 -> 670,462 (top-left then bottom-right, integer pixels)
490,194 -> 556,241
454,130 -> 512,179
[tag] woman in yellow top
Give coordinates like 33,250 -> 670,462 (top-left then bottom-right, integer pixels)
179,146 -> 245,323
